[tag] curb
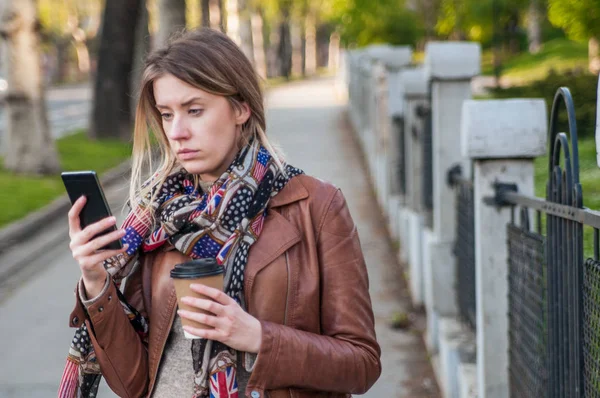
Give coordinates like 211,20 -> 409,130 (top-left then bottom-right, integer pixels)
0,159 -> 132,256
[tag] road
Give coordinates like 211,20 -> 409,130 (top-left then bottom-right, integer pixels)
0,77 -> 439,397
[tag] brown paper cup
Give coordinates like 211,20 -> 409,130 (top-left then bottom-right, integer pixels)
170,258 -> 224,339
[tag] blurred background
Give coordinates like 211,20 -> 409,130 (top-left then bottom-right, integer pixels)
0,0 -> 598,224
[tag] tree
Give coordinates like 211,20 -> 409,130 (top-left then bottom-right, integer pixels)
38,0 -> 103,83
201,0 -> 210,27
0,0 -> 60,174
548,0 -> 600,72
156,0 -> 186,48
90,0 -> 141,140
526,0 -> 544,53
131,0 -> 150,115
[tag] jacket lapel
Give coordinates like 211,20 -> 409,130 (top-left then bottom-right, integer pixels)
245,176 -> 308,284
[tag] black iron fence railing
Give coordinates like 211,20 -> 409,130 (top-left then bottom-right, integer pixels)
418,101 -> 433,228
507,208 -> 547,398
394,116 -> 406,196
447,164 -> 476,331
488,87 -> 600,397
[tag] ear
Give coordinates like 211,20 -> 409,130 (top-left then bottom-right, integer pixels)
235,102 -> 251,125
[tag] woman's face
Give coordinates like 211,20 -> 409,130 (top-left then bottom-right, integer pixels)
153,73 -> 250,181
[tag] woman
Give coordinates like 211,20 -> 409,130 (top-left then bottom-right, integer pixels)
60,28 -> 381,398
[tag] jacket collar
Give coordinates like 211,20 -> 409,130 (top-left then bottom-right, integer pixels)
269,175 -> 309,208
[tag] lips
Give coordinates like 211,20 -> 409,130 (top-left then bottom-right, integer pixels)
177,149 -> 199,160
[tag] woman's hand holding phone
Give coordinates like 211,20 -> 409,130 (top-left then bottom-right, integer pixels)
68,196 -> 128,297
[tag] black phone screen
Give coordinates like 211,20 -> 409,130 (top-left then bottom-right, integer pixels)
61,171 -> 123,251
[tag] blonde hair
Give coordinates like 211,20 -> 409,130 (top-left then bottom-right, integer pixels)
129,28 -> 284,225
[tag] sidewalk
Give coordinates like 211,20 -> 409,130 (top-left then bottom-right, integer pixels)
0,76 -> 439,397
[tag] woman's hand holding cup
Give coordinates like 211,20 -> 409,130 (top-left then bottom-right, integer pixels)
68,196 -> 128,297
178,284 -> 263,354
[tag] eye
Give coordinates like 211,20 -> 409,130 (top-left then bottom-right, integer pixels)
189,108 -> 203,116
161,113 -> 173,121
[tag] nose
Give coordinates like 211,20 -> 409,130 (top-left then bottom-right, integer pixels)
166,115 -> 190,140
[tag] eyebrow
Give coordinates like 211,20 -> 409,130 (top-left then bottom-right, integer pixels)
155,97 -> 205,109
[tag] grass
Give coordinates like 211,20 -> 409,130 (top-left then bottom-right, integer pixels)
0,130 -> 131,227
532,136 -> 600,258
482,38 -> 589,85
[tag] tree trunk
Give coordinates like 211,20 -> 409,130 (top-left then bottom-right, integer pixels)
225,0 -> 240,45
291,22 -> 302,77
328,31 -> 340,72
0,0 -> 60,174
304,13 -> 316,76
55,37 -> 71,83
589,37 -> 600,74
156,0 -> 186,48
251,11 -> 266,78
209,0 -> 225,32
527,0 -> 542,53
277,8 -> 292,79
90,0 -> 141,140
237,0 -> 254,65
201,0 -> 210,27
131,0 -> 150,117
72,31 -> 90,80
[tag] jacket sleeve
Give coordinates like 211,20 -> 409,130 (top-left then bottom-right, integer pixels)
247,189 -> 382,394
69,258 -> 149,398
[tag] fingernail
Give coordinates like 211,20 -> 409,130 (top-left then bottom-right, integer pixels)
181,297 -> 190,304
123,244 -> 129,250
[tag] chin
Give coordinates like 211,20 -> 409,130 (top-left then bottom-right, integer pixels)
180,160 -> 213,177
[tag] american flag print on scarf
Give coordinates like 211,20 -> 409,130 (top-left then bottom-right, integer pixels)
58,139 -> 303,397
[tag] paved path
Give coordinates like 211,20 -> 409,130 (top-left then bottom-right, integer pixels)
0,76 -> 439,397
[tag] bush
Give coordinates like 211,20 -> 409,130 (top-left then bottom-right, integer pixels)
488,70 -> 598,138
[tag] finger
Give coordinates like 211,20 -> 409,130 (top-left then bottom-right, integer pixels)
79,216 -> 118,243
68,196 -> 87,234
177,309 -> 219,328
181,296 -> 224,316
183,325 -> 221,341
78,245 -> 129,270
80,228 -> 126,253
190,284 -> 231,305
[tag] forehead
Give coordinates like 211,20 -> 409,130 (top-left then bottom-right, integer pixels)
153,73 -> 216,105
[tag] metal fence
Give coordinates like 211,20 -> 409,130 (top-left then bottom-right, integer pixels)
448,165 -> 476,331
507,208 -> 547,397
394,116 -> 406,196
490,87 -> 600,397
420,100 -> 433,228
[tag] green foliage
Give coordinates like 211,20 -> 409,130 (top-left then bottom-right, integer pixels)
0,131 -> 131,228
435,0 -> 529,43
481,38 -> 589,82
328,0 -> 423,47
548,0 -> 600,41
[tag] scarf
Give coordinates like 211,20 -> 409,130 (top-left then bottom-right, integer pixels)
58,139 -> 303,397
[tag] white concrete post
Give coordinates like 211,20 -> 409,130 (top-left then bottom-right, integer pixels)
367,46 -> 412,213
462,99 -> 547,398
397,67 -> 428,306
422,42 -> 481,351
374,48 -> 412,222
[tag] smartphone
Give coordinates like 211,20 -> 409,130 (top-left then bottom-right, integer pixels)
61,171 -> 123,251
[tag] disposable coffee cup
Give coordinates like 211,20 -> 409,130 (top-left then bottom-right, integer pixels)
170,258 -> 224,339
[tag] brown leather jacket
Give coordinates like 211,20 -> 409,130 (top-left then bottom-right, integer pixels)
69,175 -> 381,398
